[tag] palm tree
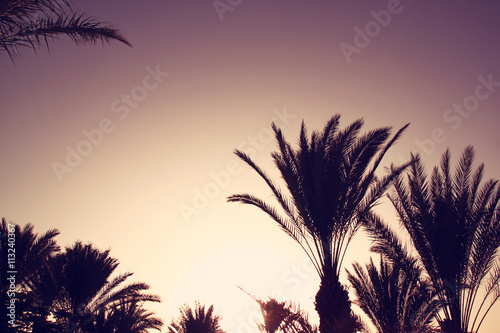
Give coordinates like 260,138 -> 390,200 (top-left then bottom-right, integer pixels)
0,221 -> 162,332
0,218 -> 60,332
228,116 -> 410,333
0,0 -> 131,59
0,218 -> 60,288
373,146 -> 500,333
255,298 -> 318,333
33,241 -> 162,332
347,255 -> 440,333
240,287 -> 317,333
168,301 -> 226,333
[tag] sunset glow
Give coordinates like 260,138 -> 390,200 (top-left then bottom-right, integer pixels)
1,1 -> 500,332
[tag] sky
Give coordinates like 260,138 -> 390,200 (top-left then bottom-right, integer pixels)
1,0 -> 500,332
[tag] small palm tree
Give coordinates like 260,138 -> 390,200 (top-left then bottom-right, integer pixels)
375,146 -> 500,332
257,298 -> 318,333
0,0 -> 131,59
0,218 -> 60,288
34,241 -> 162,332
0,218 -> 60,332
0,222 -> 162,332
228,116 -> 409,333
347,255 -> 440,333
240,287 -> 317,333
168,301 -> 226,333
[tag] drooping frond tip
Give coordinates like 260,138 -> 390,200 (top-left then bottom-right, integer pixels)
0,2 -> 131,59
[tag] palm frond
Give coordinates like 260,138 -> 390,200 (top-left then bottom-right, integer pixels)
228,193 -> 322,275
0,1 -> 130,59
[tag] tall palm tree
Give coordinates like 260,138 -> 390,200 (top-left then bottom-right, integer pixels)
372,146 -> 500,333
168,301 -> 226,333
0,0 -> 131,59
347,255 -> 440,333
228,116 -> 410,333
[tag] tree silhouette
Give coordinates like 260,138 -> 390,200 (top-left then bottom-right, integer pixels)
36,241 -> 162,332
228,116 -> 409,333
239,287 -> 317,333
367,146 -> 500,332
347,255 -> 440,333
0,218 -> 60,332
0,220 -> 162,332
0,0 -> 131,59
168,301 -> 226,333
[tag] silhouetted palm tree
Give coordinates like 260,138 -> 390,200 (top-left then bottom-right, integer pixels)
257,298 -> 318,333
0,0 -> 131,59
347,255 -> 440,333
34,241 -> 162,332
0,218 -> 60,287
228,116 -> 410,333
0,221 -> 162,332
372,146 -> 500,333
0,218 -> 60,332
245,292 -> 318,333
168,302 -> 226,333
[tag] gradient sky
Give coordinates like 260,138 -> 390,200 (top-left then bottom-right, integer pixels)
1,1 -> 500,332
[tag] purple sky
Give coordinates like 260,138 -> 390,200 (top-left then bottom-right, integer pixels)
1,1 -> 500,332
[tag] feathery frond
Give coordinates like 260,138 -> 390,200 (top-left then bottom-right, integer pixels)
382,146 -> 500,333
0,0 -> 130,59
168,301 -> 226,333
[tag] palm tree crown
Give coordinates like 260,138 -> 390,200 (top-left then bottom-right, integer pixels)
228,116 -> 410,333
240,287 -> 317,333
38,241 -> 162,332
382,146 -> 500,333
347,255 -> 440,333
168,301 -> 226,333
0,234 -> 164,333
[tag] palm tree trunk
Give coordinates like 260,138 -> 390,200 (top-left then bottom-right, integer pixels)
439,283 -> 463,333
440,319 -> 463,333
315,275 -> 357,333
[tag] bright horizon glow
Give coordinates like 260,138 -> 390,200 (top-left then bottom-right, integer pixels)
2,1 -> 500,332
